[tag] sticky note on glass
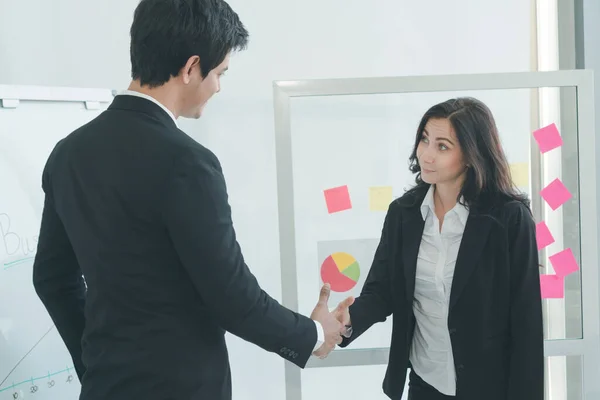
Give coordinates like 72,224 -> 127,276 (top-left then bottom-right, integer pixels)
533,123 -> 563,153
549,248 -> 579,277
540,178 -> 572,210
509,163 -> 529,188
369,186 -> 393,211
540,274 -> 564,299
323,185 -> 352,214
536,221 -> 555,251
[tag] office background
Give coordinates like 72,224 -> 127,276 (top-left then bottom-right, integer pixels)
1,0 -> 599,399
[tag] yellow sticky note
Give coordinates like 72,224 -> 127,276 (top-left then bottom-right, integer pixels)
510,163 -> 529,188
369,186 -> 393,211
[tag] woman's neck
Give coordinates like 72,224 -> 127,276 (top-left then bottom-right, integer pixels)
433,182 -> 461,215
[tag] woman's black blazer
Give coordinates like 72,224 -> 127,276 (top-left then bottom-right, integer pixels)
339,187 -> 544,400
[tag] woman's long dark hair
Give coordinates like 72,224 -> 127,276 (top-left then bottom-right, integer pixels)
404,97 -> 530,211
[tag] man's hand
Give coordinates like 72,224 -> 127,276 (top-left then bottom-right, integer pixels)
310,283 -> 354,358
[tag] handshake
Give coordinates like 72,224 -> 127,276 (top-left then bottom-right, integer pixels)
310,283 -> 355,359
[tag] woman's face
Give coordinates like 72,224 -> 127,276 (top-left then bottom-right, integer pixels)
416,118 -> 467,187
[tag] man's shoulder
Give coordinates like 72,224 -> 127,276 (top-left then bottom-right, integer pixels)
168,129 -> 221,171
44,112 -> 222,182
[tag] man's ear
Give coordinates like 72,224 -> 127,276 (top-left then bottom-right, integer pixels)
181,56 -> 201,84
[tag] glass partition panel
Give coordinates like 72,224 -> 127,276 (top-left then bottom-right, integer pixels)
301,365 -> 402,400
299,356 -> 581,399
288,87 -> 582,348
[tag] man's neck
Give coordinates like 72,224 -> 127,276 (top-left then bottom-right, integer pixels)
127,81 -> 180,119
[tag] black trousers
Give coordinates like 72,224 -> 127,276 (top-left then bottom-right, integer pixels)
408,370 -> 457,400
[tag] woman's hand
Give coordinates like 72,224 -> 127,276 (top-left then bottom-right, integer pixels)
333,298 -> 353,338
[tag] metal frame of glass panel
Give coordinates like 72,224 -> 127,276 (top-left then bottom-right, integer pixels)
272,70 -> 600,399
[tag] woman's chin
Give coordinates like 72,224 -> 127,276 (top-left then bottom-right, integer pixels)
420,173 -> 435,184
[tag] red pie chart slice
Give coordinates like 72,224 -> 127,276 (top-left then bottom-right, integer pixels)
320,253 -> 360,292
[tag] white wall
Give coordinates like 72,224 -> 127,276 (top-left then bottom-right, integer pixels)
0,0 -> 531,399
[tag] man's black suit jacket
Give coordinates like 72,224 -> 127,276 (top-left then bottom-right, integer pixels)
32,95 -> 317,400
339,186 -> 544,400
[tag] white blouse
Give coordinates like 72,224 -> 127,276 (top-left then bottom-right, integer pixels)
408,185 -> 469,396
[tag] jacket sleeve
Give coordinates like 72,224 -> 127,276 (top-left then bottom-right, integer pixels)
161,149 -> 317,368
506,202 -> 544,400
32,166 -> 87,380
339,204 -> 396,347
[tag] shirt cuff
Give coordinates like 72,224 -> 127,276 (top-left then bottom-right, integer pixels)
312,320 -> 325,352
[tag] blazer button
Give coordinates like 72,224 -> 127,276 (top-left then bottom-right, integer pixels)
449,328 -> 456,335
280,347 -> 287,354
293,353 -> 298,359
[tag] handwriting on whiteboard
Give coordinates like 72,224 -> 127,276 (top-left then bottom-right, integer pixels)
0,366 -> 76,399
0,213 -> 38,265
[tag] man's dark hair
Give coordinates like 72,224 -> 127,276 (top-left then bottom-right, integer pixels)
130,0 -> 249,87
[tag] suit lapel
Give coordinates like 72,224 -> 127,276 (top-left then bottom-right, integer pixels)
449,212 -> 493,310
402,207 -> 425,304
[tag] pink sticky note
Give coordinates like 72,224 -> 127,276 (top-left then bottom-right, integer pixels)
540,178 -> 572,210
549,248 -> 579,277
536,221 -> 555,251
540,274 -> 564,299
323,185 -> 352,214
533,123 -> 563,153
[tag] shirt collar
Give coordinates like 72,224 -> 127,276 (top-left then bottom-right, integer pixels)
117,90 -> 178,127
420,184 -> 469,226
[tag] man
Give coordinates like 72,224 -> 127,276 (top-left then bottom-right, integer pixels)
32,0 -> 352,399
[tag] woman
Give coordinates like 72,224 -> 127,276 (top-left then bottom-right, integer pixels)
335,97 -> 544,400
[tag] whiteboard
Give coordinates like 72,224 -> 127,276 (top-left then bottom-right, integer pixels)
0,85 -> 113,400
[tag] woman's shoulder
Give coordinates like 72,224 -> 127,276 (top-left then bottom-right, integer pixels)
483,194 -> 534,229
496,194 -> 532,215
392,184 -> 429,210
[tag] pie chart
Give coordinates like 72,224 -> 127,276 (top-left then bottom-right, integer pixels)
320,252 -> 360,292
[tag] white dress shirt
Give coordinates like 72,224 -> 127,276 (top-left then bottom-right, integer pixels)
116,89 -> 325,354
409,185 -> 469,396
